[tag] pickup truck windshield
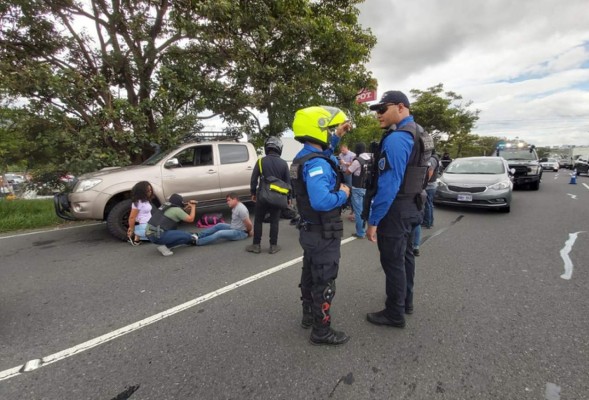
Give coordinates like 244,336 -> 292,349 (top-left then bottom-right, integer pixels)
499,150 -> 536,160
142,149 -> 171,165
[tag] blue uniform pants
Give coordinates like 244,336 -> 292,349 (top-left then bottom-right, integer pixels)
376,200 -> 422,320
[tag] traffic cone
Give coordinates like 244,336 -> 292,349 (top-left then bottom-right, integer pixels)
569,170 -> 577,184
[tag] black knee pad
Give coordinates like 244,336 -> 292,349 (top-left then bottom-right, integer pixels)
322,280 -> 336,302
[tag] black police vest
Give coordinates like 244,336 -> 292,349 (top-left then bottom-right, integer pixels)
290,153 -> 342,225
147,203 -> 179,231
395,121 -> 434,195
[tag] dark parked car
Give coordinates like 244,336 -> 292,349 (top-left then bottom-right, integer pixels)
574,155 -> 589,175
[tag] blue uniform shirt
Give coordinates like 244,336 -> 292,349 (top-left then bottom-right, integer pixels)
368,115 -> 415,226
295,135 -> 348,213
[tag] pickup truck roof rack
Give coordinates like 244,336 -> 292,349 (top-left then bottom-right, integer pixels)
181,130 -> 244,143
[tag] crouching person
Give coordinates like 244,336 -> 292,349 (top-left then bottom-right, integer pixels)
146,193 -> 198,256
195,192 -> 253,246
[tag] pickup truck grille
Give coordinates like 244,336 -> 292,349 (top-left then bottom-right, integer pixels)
511,166 -> 528,176
447,185 -> 486,193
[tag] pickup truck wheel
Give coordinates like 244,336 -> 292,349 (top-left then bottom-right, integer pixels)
107,199 -> 132,241
530,181 -> 540,190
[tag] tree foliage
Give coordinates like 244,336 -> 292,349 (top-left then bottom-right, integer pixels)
410,83 -> 480,157
0,0 -> 375,172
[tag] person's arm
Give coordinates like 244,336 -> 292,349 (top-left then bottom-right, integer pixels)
127,207 -> 139,238
305,159 -> 348,211
250,158 -> 262,200
243,216 -> 254,236
346,160 -> 360,175
182,201 -> 197,223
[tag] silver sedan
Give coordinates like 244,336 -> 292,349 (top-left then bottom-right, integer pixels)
434,156 -> 513,213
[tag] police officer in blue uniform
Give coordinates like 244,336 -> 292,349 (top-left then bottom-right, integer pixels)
365,91 -> 434,328
290,106 -> 352,346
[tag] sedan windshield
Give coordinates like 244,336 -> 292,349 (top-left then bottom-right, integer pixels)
445,159 -> 505,174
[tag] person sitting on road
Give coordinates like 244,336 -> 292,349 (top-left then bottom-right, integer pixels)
194,192 -> 253,246
127,181 -> 154,245
145,193 -> 198,256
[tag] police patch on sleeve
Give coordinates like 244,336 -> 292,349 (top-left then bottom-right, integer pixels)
309,166 -> 324,177
378,157 -> 387,171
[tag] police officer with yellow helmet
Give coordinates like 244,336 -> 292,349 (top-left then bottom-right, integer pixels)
290,106 -> 352,346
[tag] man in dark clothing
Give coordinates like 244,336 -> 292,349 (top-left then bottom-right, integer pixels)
246,136 -> 291,254
366,90 -> 433,328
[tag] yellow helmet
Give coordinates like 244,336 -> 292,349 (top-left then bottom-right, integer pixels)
292,106 -> 348,148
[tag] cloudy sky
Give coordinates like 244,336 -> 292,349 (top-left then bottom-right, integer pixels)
356,0 -> 589,147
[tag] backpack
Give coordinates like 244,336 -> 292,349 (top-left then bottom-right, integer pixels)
196,213 -> 225,228
351,154 -> 374,189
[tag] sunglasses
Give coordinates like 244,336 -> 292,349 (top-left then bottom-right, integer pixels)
376,103 -> 401,115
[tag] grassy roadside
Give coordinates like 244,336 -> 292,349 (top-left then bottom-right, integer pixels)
0,198 -> 69,233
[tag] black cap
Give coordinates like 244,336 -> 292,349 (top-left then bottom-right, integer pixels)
168,193 -> 184,207
369,90 -> 410,110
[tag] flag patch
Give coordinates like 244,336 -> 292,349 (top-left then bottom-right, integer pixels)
309,166 -> 324,177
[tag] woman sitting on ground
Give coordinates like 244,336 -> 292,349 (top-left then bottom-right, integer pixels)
127,181 -> 154,245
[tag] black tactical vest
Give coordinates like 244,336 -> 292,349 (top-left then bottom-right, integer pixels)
147,203 -> 179,231
290,153 -> 342,225
395,121 -> 434,195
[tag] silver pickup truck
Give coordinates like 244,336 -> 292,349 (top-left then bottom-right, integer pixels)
55,140 -> 258,240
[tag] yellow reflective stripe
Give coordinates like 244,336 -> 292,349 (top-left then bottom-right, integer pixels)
269,184 -> 289,194
258,158 -> 263,174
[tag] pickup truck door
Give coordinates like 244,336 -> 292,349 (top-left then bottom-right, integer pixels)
216,144 -> 255,198
160,144 -> 221,201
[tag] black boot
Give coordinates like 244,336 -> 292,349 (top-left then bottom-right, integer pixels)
301,304 -> 313,329
309,327 -> 350,346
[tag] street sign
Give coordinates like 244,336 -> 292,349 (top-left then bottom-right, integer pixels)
356,88 -> 377,103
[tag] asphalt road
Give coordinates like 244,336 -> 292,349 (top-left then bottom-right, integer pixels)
1,172 -> 588,400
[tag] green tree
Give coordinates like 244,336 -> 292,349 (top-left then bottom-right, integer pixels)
0,0 -> 375,172
410,83 -> 480,157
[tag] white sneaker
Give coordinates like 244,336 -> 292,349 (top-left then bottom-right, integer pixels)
157,245 -> 173,256
191,234 -> 199,245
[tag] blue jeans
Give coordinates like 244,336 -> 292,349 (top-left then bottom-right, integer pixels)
412,224 -> 421,249
134,223 -> 148,241
351,187 -> 366,237
148,229 -> 193,248
196,223 -> 248,246
423,188 -> 436,227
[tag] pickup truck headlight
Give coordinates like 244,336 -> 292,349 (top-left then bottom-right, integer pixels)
489,180 -> 511,190
74,179 -> 102,192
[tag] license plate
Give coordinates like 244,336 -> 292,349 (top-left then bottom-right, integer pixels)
457,194 -> 472,202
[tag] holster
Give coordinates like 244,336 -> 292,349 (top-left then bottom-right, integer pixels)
415,192 -> 426,211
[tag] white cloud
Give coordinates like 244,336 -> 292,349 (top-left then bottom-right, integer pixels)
357,0 -> 589,146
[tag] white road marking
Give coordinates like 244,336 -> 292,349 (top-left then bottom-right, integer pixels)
583,183 -> 589,191
0,236 -> 358,382
560,231 -> 585,280
566,193 -> 577,200
0,223 -> 103,240
545,382 -> 561,400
